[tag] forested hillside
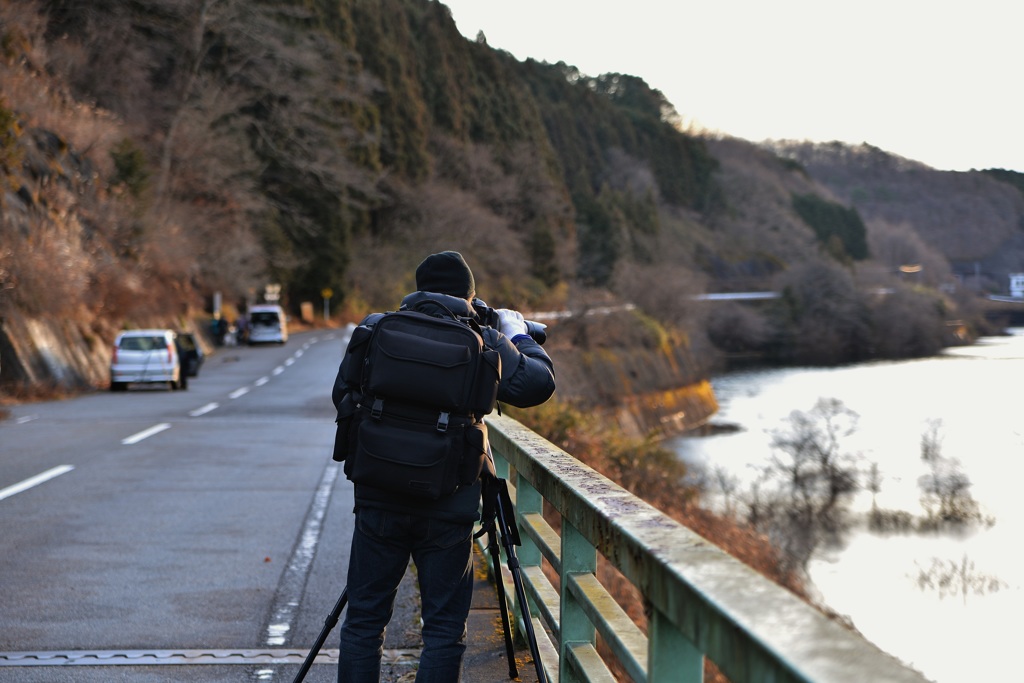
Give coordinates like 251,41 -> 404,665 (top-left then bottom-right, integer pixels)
769,141 -> 1024,290
3,0 -> 1024,382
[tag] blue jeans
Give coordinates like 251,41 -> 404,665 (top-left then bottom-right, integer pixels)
337,507 -> 475,683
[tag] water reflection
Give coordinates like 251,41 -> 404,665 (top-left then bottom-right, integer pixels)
667,330 -> 1024,683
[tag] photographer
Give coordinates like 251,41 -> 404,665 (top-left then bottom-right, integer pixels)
331,250 -> 555,683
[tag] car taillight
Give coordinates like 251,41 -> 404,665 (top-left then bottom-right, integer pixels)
167,342 -> 174,362
112,345 -> 119,363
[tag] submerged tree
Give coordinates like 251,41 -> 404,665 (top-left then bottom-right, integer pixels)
917,419 -> 981,527
866,457 -> 915,533
744,397 -> 862,572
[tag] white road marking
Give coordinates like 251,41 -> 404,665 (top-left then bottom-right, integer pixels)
254,377 -> 269,387
284,358 -> 295,366
15,415 -> 37,424
0,465 -> 75,502
272,366 -> 285,375
264,463 -> 340,647
229,387 -> 249,399
189,403 -> 219,417
121,423 -> 171,445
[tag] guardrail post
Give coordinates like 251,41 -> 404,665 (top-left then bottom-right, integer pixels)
492,448 -> 511,479
514,475 -> 542,568
560,519 -> 596,683
649,608 -> 702,682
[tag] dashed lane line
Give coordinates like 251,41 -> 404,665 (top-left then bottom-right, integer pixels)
0,465 -> 75,502
189,403 -> 219,417
121,423 -> 171,445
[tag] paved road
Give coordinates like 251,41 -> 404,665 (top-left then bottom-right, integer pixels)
0,329 -> 425,682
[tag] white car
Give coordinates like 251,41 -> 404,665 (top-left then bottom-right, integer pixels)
247,304 -> 288,344
110,329 -> 187,391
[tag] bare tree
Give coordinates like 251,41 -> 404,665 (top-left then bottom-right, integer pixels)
744,397 -> 862,572
704,300 -> 774,355
711,465 -> 741,519
868,285 -> 947,359
866,461 -> 882,512
864,460 -> 915,533
613,260 -> 708,330
866,219 -> 952,288
917,419 -> 981,527
773,260 -> 872,365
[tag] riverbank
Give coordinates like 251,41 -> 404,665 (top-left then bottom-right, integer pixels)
668,331 -> 1024,683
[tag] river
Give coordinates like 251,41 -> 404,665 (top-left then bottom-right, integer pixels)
667,329 -> 1024,683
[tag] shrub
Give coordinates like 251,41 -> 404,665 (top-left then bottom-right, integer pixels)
0,99 -> 23,169
109,138 -> 149,197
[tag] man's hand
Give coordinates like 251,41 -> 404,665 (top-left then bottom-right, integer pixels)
496,308 -> 527,339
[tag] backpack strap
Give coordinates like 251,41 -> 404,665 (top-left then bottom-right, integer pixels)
365,395 -> 467,433
406,298 -> 487,337
407,298 -> 458,319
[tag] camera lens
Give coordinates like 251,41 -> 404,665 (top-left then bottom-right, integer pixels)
524,320 -> 546,346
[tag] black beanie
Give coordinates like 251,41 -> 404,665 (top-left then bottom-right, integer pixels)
415,251 -> 475,298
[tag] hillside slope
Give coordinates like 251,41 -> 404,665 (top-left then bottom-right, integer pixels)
3,0 -> 1024,402
770,141 -> 1024,290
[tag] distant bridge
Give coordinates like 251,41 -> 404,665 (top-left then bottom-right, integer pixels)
692,291 -> 779,301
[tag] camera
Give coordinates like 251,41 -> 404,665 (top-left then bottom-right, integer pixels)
472,298 -> 547,346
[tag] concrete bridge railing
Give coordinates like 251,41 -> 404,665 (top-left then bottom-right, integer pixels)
478,414 -> 931,683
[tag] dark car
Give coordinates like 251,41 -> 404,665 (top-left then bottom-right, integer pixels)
176,332 -> 205,378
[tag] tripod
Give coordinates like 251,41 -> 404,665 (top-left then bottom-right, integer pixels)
291,588 -> 347,683
477,475 -> 549,683
292,477 -> 547,683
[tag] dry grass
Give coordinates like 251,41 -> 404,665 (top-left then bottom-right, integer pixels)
0,380 -> 75,406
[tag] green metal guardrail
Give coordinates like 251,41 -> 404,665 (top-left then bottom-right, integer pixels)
478,414 -> 932,683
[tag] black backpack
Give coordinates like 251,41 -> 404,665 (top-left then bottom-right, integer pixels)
333,302 -> 501,499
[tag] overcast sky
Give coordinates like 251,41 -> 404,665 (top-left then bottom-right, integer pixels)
442,0 -> 1024,173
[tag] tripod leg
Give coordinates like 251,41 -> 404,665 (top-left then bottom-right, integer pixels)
488,528 -> 520,679
292,587 -> 348,683
507,560 -> 547,683
495,486 -> 548,683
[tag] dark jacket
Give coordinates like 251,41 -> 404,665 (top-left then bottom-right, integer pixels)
332,291 -> 556,522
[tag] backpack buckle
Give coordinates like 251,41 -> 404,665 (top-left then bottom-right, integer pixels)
436,411 -> 450,432
371,397 -> 384,420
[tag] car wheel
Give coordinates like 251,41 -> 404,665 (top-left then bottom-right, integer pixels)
110,382 -> 127,392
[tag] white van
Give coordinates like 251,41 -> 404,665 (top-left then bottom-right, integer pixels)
110,329 -> 186,390
247,304 -> 289,344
